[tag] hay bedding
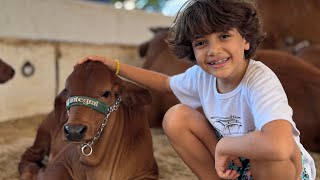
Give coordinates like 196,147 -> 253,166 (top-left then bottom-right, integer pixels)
0,115 -> 318,180
0,115 -> 196,180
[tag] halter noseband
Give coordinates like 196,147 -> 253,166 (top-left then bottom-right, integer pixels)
66,96 -> 112,115
66,95 -> 122,156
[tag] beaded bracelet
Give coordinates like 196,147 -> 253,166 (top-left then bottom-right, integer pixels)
115,59 -> 120,75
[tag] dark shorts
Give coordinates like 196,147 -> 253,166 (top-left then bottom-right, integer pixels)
215,130 -> 310,179
228,154 -> 310,180
228,157 -> 253,180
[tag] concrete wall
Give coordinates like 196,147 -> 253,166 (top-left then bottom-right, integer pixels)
0,40 -> 56,122
0,39 -> 142,123
0,0 -> 173,45
0,0 -> 173,122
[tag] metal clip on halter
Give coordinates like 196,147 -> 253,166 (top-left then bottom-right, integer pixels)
81,143 -> 93,156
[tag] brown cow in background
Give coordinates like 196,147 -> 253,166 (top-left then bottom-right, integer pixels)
139,28 -> 320,152
255,50 -> 320,152
19,61 -> 158,180
257,0 -> 320,49
295,44 -> 320,69
0,59 -> 15,83
139,27 -> 194,127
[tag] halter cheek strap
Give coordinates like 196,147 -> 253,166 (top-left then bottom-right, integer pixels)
66,96 -> 110,115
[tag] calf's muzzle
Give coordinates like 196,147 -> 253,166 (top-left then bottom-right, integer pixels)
64,124 -> 87,141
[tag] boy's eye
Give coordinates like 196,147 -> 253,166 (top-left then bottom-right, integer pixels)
220,34 -> 230,39
194,41 -> 206,47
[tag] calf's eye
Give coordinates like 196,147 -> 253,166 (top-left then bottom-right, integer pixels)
102,91 -> 111,98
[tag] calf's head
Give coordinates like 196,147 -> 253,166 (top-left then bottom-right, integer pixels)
62,61 -> 151,145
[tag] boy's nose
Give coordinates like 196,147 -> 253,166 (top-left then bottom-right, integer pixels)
207,50 -> 214,56
207,44 -> 222,56
207,41 -> 221,56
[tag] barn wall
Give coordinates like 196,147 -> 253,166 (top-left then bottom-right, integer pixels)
0,0 -> 173,45
0,40 -> 56,122
0,0 -> 173,122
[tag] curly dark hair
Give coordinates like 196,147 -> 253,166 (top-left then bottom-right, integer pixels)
166,0 -> 266,63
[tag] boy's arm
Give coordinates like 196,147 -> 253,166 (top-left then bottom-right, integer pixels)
216,119 -> 294,161
77,56 -> 172,94
118,62 -> 172,93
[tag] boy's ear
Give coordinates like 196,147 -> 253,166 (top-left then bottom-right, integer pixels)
244,40 -> 250,50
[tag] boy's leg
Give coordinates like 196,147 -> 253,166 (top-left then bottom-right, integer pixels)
250,141 -> 303,180
162,104 -> 221,180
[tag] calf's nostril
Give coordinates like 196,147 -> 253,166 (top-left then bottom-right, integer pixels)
63,124 -> 87,141
64,125 -> 70,135
79,126 -> 87,135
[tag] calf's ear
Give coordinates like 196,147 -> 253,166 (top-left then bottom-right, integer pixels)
54,88 -> 69,121
119,80 -> 152,106
54,89 -> 68,109
138,41 -> 149,58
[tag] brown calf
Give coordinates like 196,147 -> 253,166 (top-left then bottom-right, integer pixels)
139,28 -> 320,152
0,59 -> 15,83
19,61 -> 158,180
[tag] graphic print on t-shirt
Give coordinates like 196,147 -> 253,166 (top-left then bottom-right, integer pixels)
210,115 -> 243,136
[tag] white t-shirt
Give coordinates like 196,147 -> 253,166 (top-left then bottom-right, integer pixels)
170,59 -> 316,179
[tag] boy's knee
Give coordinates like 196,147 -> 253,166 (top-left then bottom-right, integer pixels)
163,104 -> 186,131
162,104 -> 195,134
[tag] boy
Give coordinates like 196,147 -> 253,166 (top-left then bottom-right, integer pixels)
78,0 -> 315,179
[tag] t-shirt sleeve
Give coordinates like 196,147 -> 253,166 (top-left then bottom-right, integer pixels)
170,66 -> 202,109
248,68 -> 293,130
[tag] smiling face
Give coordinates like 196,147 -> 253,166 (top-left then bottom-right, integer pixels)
192,28 -> 250,89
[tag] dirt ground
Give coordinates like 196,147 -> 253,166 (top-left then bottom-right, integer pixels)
0,115 -> 318,180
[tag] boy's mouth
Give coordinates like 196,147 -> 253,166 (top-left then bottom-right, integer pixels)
207,57 -> 229,65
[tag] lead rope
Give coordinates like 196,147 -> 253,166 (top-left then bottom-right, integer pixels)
80,95 -> 122,156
